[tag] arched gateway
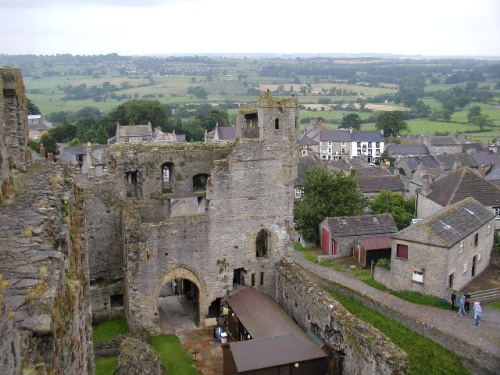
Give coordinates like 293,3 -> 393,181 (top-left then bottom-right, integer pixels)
155,264 -> 208,329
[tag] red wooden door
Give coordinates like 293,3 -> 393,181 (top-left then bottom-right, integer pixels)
321,228 -> 329,254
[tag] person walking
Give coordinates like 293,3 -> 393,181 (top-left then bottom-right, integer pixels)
451,290 -> 457,311
474,300 -> 482,326
465,293 -> 471,314
458,294 -> 466,316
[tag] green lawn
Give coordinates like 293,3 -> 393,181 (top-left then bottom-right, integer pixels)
150,334 -> 199,375
92,318 -> 129,342
95,357 -> 118,375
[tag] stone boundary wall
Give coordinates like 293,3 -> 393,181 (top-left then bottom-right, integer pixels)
299,263 -> 500,374
318,255 -> 335,263
276,259 -> 409,375
373,264 -> 392,287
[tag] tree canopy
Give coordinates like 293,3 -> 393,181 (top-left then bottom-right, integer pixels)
370,190 -> 415,230
375,111 -> 408,137
294,166 -> 368,242
340,113 -> 361,130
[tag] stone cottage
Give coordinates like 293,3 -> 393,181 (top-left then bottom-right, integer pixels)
386,197 -> 495,298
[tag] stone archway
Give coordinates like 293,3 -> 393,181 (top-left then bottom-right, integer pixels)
155,264 -> 208,333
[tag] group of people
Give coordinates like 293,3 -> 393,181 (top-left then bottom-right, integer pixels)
451,290 -> 482,326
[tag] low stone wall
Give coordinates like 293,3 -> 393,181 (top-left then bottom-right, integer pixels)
276,259 -> 408,375
318,254 -> 335,263
299,263 -> 500,375
373,264 -> 392,288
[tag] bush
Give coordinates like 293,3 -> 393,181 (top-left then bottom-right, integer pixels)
377,258 -> 391,269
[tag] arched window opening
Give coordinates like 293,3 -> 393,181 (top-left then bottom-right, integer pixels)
161,162 -> 174,183
193,173 -> 210,192
256,229 -> 270,258
275,118 -> 280,129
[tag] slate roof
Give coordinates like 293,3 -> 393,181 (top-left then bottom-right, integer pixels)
319,129 -> 351,142
434,153 -> 477,170
299,134 -> 318,146
404,156 -> 440,172
425,166 -> 500,207
295,156 -> 320,186
119,124 -> 152,137
392,197 -> 495,247
322,214 -> 398,238
357,175 -> 405,193
351,130 -> 384,142
471,150 -> 500,167
217,126 -> 236,141
429,136 -> 460,146
387,144 -> 429,157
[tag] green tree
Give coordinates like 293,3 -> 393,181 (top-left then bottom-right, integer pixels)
340,113 -> 362,130
294,167 -> 368,242
470,115 -> 494,131
370,190 -> 415,230
40,133 -> 58,155
109,99 -> 168,129
27,98 -> 41,115
200,107 -> 229,131
467,106 -> 482,122
375,111 -> 408,137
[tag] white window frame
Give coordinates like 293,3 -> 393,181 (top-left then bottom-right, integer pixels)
488,223 -> 491,233
301,149 -> 308,156
341,141 -> 346,146
328,141 -> 332,146
478,251 -> 482,262
341,147 -> 346,154
459,242 -> 464,253
294,187 -> 302,199
102,165 -> 107,172
494,207 -> 500,219
412,270 -> 424,283
463,263 -> 468,273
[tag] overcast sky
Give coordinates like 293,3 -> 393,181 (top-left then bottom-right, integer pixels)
1,0 -> 499,57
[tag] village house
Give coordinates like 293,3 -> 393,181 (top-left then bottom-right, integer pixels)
424,135 -> 462,155
319,214 -> 398,257
350,130 -> 385,164
417,166 -> 500,229
107,121 -> 153,144
318,129 -> 351,160
434,153 -> 477,172
386,144 -> 430,162
382,197 -> 495,298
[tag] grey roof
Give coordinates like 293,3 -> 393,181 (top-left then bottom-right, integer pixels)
471,150 -> 500,167
357,175 -> 405,193
429,136 -> 460,146
295,156 -> 320,186
217,126 -> 236,141
228,334 -> 326,373
387,144 -> 430,156
351,130 -> 384,142
319,129 -> 351,142
434,153 -> 477,170
425,166 -> 500,207
227,287 -> 309,340
118,124 -> 152,137
299,134 -> 318,146
404,156 -> 440,171
393,197 -> 495,247
322,214 -> 398,238
485,164 -> 500,181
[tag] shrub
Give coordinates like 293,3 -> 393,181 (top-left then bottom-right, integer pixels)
377,258 -> 391,269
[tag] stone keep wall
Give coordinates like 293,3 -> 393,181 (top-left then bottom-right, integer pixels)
276,259 -> 409,375
0,68 -> 29,201
101,92 -> 299,332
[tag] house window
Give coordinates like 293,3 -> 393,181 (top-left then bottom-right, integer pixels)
396,244 -> 408,259
102,165 -> 107,172
251,273 -> 256,286
376,149 -> 380,155
488,223 -> 491,233
260,272 -> 264,285
341,141 -> 346,146
494,207 -> 500,219
125,137 -> 130,142
474,233 -> 479,246
463,263 -> 468,273
294,187 -> 302,199
256,230 -> 270,258
143,137 -> 148,142
327,147 -> 332,154
328,141 -> 332,146
275,118 -> 280,129
376,142 -> 380,148
368,142 -> 372,148
301,149 -> 308,156
459,242 -> 464,253
341,148 -> 346,154
478,251 -> 482,262
357,142 -> 361,148
412,270 -> 424,283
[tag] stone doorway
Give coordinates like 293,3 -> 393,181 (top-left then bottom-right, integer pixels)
159,279 -> 199,334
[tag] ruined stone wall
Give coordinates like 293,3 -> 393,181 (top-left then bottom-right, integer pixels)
0,68 -> 29,202
0,274 -> 22,374
276,259 -> 409,375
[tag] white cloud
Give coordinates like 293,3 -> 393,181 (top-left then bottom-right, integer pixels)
0,0 -> 499,56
